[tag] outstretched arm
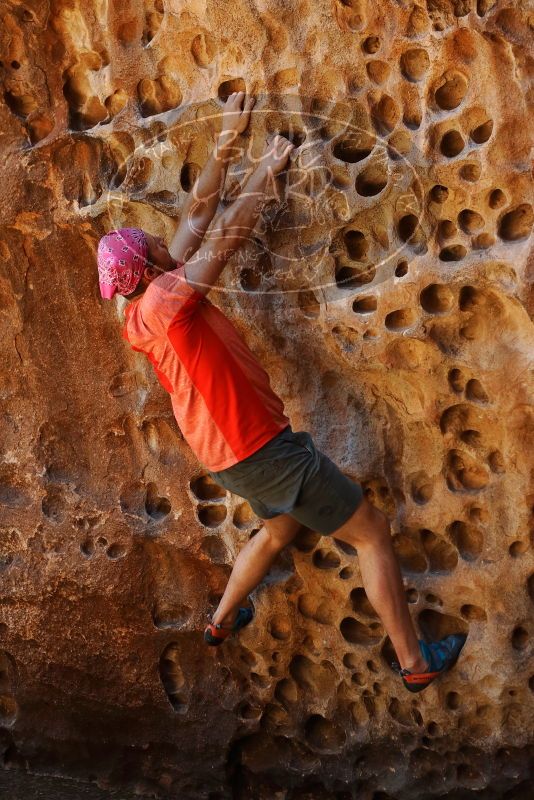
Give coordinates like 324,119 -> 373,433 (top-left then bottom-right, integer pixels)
169,92 -> 255,265
182,134 -> 295,296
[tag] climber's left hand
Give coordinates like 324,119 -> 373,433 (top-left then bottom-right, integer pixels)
219,91 -> 255,140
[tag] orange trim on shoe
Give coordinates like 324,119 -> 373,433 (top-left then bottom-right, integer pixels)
402,671 -> 440,684
205,621 -> 233,642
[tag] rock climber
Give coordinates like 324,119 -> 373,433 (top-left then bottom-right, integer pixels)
97,92 -> 466,693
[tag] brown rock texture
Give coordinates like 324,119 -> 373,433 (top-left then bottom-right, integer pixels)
0,0 -> 533,798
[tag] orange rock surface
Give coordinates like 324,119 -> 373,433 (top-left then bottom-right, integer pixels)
0,1 -> 532,797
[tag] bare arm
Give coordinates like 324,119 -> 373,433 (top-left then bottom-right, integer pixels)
182,135 -> 295,296
169,92 -> 255,265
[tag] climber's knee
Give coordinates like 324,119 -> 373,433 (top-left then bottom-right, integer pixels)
331,496 -> 390,549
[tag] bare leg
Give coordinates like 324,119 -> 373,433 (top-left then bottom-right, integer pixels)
211,513 -> 302,626
332,496 -> 428,673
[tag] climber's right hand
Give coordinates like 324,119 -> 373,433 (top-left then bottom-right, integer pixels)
259,134 -> 295,177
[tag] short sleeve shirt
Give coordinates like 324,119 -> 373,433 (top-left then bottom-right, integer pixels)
122,264 -> 290,471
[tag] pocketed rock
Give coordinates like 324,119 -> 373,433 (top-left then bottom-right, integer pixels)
0,1 -> 533,798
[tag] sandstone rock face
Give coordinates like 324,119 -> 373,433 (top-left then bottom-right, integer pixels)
0,1 -> 533,798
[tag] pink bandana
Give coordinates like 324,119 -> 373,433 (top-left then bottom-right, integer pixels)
97,228 -> 149,300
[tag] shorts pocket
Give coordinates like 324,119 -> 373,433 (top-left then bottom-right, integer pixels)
291,430 -> 315,457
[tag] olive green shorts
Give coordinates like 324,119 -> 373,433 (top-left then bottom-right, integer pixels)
206,425 -> 364,535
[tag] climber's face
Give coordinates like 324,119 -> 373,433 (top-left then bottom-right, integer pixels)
143,232 -> 176,282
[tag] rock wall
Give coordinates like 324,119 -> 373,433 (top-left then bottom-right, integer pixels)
0,1 -> 533,798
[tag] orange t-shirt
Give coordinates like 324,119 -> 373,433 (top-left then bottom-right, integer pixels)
122,263 -> 290,471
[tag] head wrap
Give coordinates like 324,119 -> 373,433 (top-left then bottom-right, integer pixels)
97,227 -> 149,300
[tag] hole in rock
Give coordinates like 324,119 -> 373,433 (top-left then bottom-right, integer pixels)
277,127 -> 306,147
152,602 -> 191,629
489,188 -> 506,209
362,692 -> 376,717
333,134 -> 375,163
237,702 -> 261,721
512,626 -> 528,651
343,653 -> 360,669
293,528 -> 321,552
233,502 -> 256,528
448,368 -> 466,393
344,229 -> 368,260
384,308 -> 418,331
430,184 -> 449,203
268,616 -> 291,641
218,78 -> 246,101
400,48 -> 430,82
340,616 -> 382,645
159,643 -> 187,713
350,587 -> 378,618
298,290 -> 320,318
197,505 -> 227,528
420,283 -> 454,313
380,637 -> 397,666
419,609 -> 468,641
448,520 -> 483,561
366,60 -> 390,85
312,549 -> 341,569
274,678 -> 298,708
465,379 -> 489,403
106,543 -> 126,559
498,204 -> 533,242
371,95 -> 399,133
353,295 -> 377,313
458,284 -> 482,310
395,259 -> 408,277
289,655 -> 337,693
473,232 -> 494,249
250,672 -> 269,689
435,72 -> 468,110
393,535 -> 426,573
438,219 -> 457,239
362,328 -> 379,339
180,162 -> 200,192
446,691 -> 461,710
356,164 -> 387,196
509,540 -> 528,558
421,529 -> 458,573
398,214 -> 419,243
80,539 -> 94,557
145,483 -> 171,521
304,714 -> 346,753
190,474 -> 226,501
470,119 -> 493,144
336,263 -> 373,289
458,209 -> 484,233
440,130 -> 465,158
200,535 -> 228,563
297,594 -> 335,625
439,244 -> 466,261
459,162 -> 481,182
362,35 -> 380,54
461,604 -> 487,621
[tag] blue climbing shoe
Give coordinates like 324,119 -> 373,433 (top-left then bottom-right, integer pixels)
392,633 -> 467,693
204,607 -> 254,646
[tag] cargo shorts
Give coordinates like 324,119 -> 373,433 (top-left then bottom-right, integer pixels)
205,425 -> 364,535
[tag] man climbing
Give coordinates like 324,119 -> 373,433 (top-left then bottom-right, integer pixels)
97,92 -> 466,693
